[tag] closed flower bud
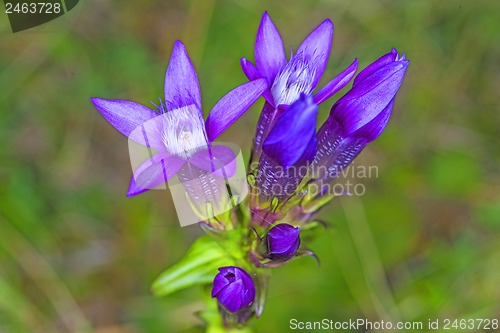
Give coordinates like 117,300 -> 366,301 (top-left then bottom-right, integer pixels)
211,266 -> 256,313
331,48 -> 409,141
265,223 -> 301,260
262,94 -> 318,169
254,95 -> 317,204
311,49 -> 409,182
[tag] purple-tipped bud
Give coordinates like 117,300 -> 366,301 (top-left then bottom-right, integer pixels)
211,266 -> 256,313
331,48 -> 409,142
262,94 -> 318,169
311,50 -> 408,183
265,223 -> 301,260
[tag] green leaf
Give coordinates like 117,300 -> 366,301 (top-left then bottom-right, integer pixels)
152,235 -> 236,297
302,192 -> 335,213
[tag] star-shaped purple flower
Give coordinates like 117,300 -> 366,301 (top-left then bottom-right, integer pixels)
240,11 -> 358,109
91,41 -> 266,196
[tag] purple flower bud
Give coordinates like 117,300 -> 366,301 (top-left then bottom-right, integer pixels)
211,266 -> 256,313
263,94 -> 318,169
265,223 -> 301,260
331,48 -> 409,141
311,50 -> 409,182
253,95 -> 317,203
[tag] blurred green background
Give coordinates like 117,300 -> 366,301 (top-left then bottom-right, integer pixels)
1,0 -> 500,332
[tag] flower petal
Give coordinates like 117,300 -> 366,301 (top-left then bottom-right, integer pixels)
188,145 -> 237,178
263,94 -> 318,169
333,60 -> 408,135
296,132 -> 317,165
216,280 -> 244,312
233,269 -> 256,307
217,266 -> 234,276
127,152 -> 185,197
297,19 -> 334,89
353,48 -> 398,86
91,98 -> 165,149
164,40 -> 202,111
205,78 -> 267,142
240,57 -> 260,80
313,58 -> 358,104
241,58 -> 275,105
255,12 -> 286,85
267,224 -> 301,258
129,112 -> 182,151
211,272 -> 231,297
352,97 -> 394,142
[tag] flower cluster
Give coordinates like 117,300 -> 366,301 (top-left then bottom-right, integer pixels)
91,11 -> 408,330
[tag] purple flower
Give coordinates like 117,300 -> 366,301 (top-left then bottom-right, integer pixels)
265,223 -> 301,261
91,41 -> 266,196
254,95 -> 317,202
242,12 -> 358,163
241,11 -> 358,109
332,49 -> 409,140
211,266 -> 256,313
252,95 -> 318,204
313,49 -> 409,181
262,94 -> 318,169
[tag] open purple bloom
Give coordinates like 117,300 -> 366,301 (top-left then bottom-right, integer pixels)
91,41 -> 266,196
243,12 -> 358,165
313,49 -> 409,181
265,223 -> 300,261
211,266 -> 256,313
241,11 -> 358,109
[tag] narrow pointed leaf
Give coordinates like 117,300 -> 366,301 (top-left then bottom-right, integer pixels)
152,235 -> 235,296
